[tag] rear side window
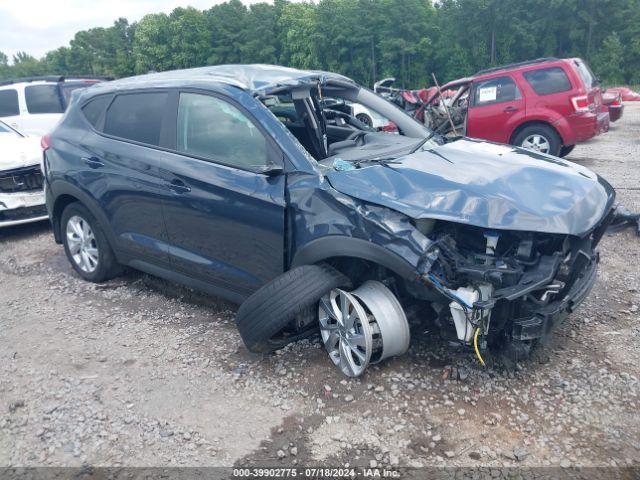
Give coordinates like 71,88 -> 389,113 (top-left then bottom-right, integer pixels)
523,67 -> 572,95
0,89 -> 20,117
82,96 -> 111,128
472,76 -> 521,106
104,92 -> 167,146
25,84 -> 64,114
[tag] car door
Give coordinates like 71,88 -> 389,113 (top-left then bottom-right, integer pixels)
466,75 -> 526,144
161,90 -> 287,298
80,90 -> 175,265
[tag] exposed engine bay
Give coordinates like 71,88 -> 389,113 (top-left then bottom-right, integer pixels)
413,217 -> 608,363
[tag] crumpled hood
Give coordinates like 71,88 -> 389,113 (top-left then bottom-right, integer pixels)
325,138 -> 615,236
0,135 -> 41,171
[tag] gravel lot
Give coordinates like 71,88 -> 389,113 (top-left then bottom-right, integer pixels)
1,104 -> 639,470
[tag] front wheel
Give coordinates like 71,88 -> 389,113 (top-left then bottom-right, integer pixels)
61,202 -> 122,282
512,125 -> 561,156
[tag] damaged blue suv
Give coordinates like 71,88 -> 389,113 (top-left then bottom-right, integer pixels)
44,65 -> 616,377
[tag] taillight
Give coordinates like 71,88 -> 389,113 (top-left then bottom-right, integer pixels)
41,134 -> 51,151
571,95 -> 594,113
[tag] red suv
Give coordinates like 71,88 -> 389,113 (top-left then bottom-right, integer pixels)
422,58 -> 609,157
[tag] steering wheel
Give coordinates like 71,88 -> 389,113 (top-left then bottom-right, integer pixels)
347,130 -> 367,146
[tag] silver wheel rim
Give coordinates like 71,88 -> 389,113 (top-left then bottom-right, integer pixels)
319,289 -> 373,377
522,134 -> 550,153
66,215 -> 99,273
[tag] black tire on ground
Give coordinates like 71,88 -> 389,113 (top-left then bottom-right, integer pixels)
512,124 -> 561,156
235,264 -> 351,353
559,145 -> 575,157
61,202 -> 123,283
355,113 -> 373,127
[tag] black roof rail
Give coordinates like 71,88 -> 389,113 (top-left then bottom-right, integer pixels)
474,57 -> 560,76
0,75 -> 113,87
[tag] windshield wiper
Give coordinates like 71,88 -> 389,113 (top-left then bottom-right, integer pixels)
410,129 -> 439,153
353,157 -> 401,168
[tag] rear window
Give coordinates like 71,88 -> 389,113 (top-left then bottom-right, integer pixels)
523,67 -> 572,95
61,81 -> 100,107
82,96 -> 111,128
472,76 -> 521,106
104,92 -> 167,146
25,84 -> 64,114
573,59 -> 597,88
0,89 -> 19,117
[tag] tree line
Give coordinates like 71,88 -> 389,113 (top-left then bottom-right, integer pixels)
0,0 -> 637,88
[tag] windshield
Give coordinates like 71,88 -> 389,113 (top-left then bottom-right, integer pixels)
260,82 -> 437,166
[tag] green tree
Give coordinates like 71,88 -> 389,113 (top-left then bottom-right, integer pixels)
241,3 -> 279,64
206,0 -> 248,64
277,2 -> 318,69
592,33 -> 625,84
133,13 -> 172,73
169,8 -> 210,69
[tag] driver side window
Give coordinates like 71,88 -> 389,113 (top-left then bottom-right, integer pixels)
472,76 -> 521,107
177,92 -> 268,169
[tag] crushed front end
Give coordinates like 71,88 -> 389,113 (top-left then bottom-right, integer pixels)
0,165 -> 48,228
416,208 -> 615,361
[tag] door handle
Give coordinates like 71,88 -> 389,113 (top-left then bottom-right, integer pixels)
167,179 -> 191,194
503,106 -> 519,113
82,156 -> 104,168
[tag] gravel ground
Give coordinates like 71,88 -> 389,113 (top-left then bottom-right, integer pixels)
1,104 -> 639,470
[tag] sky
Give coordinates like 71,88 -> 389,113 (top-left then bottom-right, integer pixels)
0,0 -> 271,62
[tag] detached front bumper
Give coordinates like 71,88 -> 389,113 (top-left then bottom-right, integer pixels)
0,190 -> 48,227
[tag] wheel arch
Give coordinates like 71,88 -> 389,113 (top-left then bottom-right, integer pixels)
291,236 -> 417,281
50,182 -> 118,253
509,119 -> 566,146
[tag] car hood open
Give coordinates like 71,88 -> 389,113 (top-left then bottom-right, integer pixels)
325,138 -> 615,236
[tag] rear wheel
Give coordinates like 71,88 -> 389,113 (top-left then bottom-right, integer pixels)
61,203 -> 122,282
559,145 -> 575,157
512,124 -> 561,156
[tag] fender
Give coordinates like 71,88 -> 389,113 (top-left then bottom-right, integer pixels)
291,236 -> 417,280
48,179 -> 121,257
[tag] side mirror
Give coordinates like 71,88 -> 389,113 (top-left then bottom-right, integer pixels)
255,164 -> 284,176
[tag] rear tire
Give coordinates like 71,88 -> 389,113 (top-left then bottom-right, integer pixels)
61,202 -> 122,282
512,124 -> 561,156
235,264 -> 351,353
559,145 -> 575,157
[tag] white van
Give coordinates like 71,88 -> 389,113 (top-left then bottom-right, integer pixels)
0,76 -> 107,136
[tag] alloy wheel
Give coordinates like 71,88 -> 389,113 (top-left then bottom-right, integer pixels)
521,134 -> 550,153
318,288 -> 373,377
66,215 -> 99,273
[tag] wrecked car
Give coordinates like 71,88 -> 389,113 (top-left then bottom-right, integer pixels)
0,120 -> 47,227
43,65 -> 616,377
421,57 -> 609,157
